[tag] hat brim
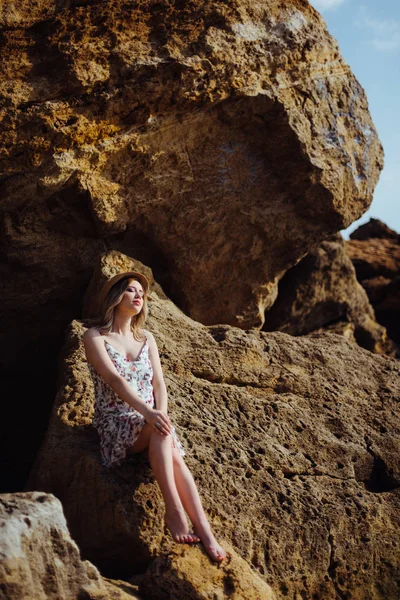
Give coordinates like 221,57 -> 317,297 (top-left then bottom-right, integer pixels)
98,271 -> 150,307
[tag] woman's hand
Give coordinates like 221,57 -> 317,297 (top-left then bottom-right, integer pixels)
145,408 -> 172,436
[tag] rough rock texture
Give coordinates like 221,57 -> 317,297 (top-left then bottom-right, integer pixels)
0,0 -> 385,494
137,540 -> 275,600
349,218 -> 400,242
0,491 -> 141,600
28,254 -> 400,599
262,233 -> 396,355
0,0 -> 384,336
346,219 -> 400,348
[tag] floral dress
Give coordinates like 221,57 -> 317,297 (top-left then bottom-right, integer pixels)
88,335 -> 186,468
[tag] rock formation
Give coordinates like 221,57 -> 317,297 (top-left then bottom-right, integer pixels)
1,2 -> 396,598
0,491 -> 141,600
262,233 -> 395,355
28,253 -> 400,599
0,0 -> 385,494
349,218 -> 399,242
346,219 -> 400,349
0,0 -> 384,351
137,540 -> 276,600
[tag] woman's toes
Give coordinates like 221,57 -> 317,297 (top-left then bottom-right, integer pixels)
171,531 -> 201,544
206,544 -> 226,561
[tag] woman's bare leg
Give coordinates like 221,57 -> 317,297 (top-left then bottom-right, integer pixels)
172,448 -> 226,561
130,424 -> 198,542
128,425 -> 224,558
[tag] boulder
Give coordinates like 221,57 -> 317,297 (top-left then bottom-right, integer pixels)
0,491 -> 141,600
346,219 -> 400,347
137,540 -> 275,600
349,218 -> 399,242
0,0 -> 384,347
262,233 -> 396,355
28,254 -> 400,599
0,0 -> 385,493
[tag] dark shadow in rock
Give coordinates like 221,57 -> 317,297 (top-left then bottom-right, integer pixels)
363,456 -> 400,494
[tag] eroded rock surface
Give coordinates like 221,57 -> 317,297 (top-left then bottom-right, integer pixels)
138,540 -> 275,600
263,233 -> 395,355
0,0 -> 383,336
346,219 -> 400,348
28,255 -> 400,599
0,491 -> 141,600
0,0 -> 385,495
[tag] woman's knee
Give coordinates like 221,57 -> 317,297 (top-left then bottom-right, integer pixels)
172,446 -> 185,467
150,428 -> 172,445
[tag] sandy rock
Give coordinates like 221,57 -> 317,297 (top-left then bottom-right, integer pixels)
347,239 -> 400,283
137,540 -> 275,600
310,320 -> 357,343
349,218 -> 399,242
0,0 -> 383,332
0,0 -> 385,494
0,491 -> 141,600
346,219 -> 400,348
262,234 -> 395,355
28,254 -> 400,599
0,1 -> 60,29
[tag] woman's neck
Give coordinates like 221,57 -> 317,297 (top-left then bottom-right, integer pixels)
110,314 -> 133,337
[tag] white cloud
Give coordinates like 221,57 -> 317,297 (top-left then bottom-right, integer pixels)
310,0 -> 345,10
355,5 -> 400,52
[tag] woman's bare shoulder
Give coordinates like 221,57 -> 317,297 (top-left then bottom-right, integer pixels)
83,327 -> 102,342
142,329 -> 156,343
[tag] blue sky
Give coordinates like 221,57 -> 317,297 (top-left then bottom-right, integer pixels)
309,0 -> 399,237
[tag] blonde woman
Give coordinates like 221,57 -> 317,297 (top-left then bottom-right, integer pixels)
83,271 -> 226,562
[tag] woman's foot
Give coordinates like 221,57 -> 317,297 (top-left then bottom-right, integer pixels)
164,508 -> 200,544
193,522 -> 226,562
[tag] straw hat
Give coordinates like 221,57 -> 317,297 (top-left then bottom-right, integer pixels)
98,271 -> 150,307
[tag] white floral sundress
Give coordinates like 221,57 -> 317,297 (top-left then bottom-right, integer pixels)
88,335 -> 186,467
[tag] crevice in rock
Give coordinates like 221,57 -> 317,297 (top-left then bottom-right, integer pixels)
328,532 -> 348,600
207,325 -> 230,342
352,437 -> 400,493
362,452 -> 399,493
190,370 -> 267,388
285,471 -> 356,482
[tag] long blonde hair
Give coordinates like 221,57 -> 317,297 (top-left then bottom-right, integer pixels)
91,277 -> 148,341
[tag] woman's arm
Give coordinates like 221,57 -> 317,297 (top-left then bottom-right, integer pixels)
146,330 -> 169,413
83,328 -> 171,435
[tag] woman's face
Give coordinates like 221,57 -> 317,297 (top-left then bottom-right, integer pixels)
117,279 -> 145,314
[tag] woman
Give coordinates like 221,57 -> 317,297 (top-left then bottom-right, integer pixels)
83,271 -> 226,562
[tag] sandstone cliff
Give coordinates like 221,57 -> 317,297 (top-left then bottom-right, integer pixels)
0,491 -> 141,600
262,232 -> 396,356
0,0 -> 383,354
1,2 -> 397,598
26,253 -> 400,599
346,219 -> 400,352
0,0 -> 385,495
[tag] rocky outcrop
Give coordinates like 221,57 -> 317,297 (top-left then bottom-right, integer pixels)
346,219 -> 400,348
0,0 -> 383,344
137,540 -> 275,600
349,218 -> 400,242
262,233 -> 395,355
28,254 -> 400,599
0,491 -> 141,600
0,0 -> 385,495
